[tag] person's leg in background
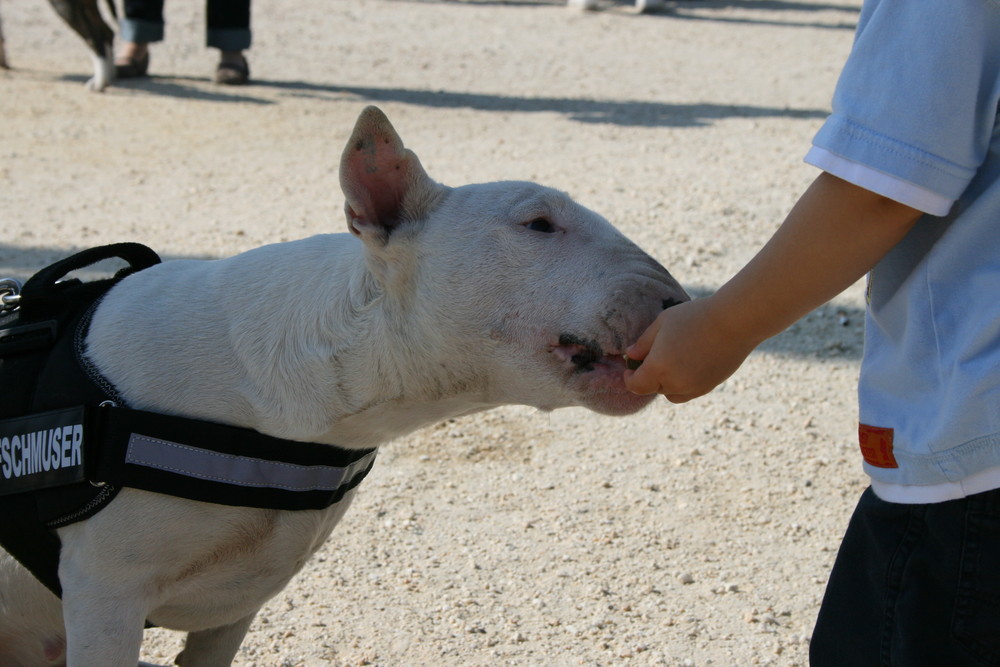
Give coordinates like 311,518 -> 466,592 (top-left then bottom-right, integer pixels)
207,0 -> 252,85
115,0 -> 165,77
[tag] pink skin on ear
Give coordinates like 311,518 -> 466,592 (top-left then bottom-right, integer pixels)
341,110 -> 413,237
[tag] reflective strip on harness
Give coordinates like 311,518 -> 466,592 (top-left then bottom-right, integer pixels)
0,404 -> 377,600
125,433 -> 378,493
93,406 -> 377,512
0,404 -> 378,512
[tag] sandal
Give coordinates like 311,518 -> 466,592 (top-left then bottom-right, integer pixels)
114,51 -> 149,79
215,55 -> 249,85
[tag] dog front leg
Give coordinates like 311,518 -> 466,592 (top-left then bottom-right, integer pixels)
174,613 -> 257,667
0,12 -> 8,69
61,588 -> 146,666
46,0 -> 114,90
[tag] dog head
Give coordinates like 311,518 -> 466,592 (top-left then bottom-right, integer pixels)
339,107 -> 688,418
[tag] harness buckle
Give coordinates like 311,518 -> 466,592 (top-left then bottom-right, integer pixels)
0,278 -> 22,312
0,320 -> 57,356
89,401 -> 118,487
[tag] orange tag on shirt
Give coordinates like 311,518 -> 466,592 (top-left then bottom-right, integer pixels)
859,424 -> 898,468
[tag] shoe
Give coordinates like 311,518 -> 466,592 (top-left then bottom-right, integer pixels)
215,55 -> 249,85
114,51 -> 149,79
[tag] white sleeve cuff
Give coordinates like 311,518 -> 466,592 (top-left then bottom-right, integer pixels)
805,146 -> 954,217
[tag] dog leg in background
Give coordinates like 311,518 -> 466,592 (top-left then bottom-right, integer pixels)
86,41 -> 114,91
173,614 -> 258,667
566,0 -> 665,12
0,7 -> 8,70
47,0 -> 115,91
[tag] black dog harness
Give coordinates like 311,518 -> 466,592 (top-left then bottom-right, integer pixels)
0,244 -> 376,597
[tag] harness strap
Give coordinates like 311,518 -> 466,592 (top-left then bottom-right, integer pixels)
0,403 -> 376,515
90,405 -> 376,512
0,404 -> 376,596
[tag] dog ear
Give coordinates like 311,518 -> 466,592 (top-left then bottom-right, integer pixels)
339,106 -> 440,243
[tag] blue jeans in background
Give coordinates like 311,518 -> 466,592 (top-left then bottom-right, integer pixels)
119,0 -> 251,51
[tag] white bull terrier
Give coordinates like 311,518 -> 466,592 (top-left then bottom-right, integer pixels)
0,106 -> 688,666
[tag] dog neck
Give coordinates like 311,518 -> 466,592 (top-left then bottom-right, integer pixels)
86,235 -> 494,450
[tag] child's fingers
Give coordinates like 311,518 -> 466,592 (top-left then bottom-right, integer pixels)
624,362 -> 661,395
623,319 -> 665,395
625,318 -> 660,395
624,301 -> 707,399
625,315 -> 661,361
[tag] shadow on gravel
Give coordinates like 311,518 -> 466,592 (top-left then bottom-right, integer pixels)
51,73 -> 827,128
667,284 -> 865,361
264,81 -> 830,128
396,0 -> 859,31
54,72 -> 277,105
669,0 -> 859,31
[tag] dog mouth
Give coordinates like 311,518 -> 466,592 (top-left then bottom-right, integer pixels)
548,332 -> 654,416
551,298 -> 685,372
551,334 -> 625,373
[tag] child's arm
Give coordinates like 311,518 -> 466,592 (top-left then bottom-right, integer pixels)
624,172 -> 923,403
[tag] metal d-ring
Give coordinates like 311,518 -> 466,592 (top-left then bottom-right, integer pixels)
0,278 -> 22,311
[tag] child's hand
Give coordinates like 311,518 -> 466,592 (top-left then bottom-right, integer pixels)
622,175 -> 921,404
623,297 -> 757,403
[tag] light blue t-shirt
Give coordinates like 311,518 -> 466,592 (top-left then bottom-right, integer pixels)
804,0 -> 1000,502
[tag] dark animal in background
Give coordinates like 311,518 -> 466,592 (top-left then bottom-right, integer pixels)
0,0 -> 116,90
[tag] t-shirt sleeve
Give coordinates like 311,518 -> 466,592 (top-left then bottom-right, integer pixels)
806,0 -> 1000,214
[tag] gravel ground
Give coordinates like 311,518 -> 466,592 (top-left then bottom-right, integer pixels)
2,1 -> 866,664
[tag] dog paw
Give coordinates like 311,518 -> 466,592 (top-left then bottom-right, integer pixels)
85,76 -> 109,92
635,0 -> 666,12
86,52 -> 113,92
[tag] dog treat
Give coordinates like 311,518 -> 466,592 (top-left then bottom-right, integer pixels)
624,355 -> 642,370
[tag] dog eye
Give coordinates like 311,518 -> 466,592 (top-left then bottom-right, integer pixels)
525,218 -> 556,233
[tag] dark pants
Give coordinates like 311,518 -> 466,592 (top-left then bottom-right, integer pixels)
120,0 -> 252,51
811,486 -> 1000,666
